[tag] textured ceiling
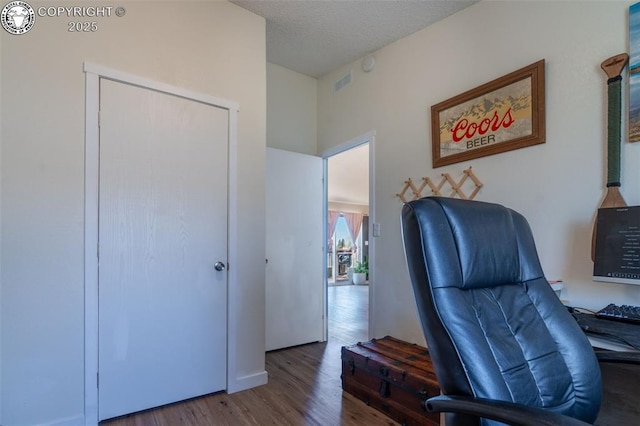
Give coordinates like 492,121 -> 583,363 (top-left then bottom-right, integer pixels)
231,0 -> 479,78
231,0 -> 478,205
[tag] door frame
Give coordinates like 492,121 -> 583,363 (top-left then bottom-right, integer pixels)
320,129 -> 376,341
83,62 -> 239,425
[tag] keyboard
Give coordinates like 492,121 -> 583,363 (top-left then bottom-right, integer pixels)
595,303 -> 640,325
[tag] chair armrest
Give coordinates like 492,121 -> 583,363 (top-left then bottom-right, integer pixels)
425,395 -> 591,426
595,350 -> 640,365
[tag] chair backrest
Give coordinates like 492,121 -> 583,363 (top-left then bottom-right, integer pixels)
401,197 -> 602,424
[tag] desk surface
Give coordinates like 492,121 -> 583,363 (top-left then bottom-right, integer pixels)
571,311 -> 640,351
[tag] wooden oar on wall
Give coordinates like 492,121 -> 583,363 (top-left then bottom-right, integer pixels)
591,53 -> 629,261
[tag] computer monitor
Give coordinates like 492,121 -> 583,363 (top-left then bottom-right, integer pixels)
593,206 -> 640,285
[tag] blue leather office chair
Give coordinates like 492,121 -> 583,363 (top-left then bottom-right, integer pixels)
401,197 -> 640,426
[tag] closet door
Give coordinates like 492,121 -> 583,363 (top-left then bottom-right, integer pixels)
98,78 -> 228,420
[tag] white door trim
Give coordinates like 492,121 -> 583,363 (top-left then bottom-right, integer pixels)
320,130 -> 376,341
83,63 -> 239,111
83,62 -> 239,425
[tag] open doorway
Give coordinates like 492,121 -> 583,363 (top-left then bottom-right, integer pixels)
324,137 -> 372,345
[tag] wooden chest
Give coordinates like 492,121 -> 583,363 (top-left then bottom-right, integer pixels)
341,336 -> 441,426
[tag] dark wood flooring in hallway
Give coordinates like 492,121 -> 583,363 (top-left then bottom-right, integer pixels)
103,284 -> 396,426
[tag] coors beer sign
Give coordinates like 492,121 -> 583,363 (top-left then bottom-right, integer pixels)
438,77 -> 533,158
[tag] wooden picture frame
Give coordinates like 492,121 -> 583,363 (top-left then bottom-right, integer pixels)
431,60 -> 545,168
629,2 -> 640,142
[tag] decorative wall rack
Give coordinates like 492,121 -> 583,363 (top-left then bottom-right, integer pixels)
396,167 -> 483,203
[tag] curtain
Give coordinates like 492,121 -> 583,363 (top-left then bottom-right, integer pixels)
342,212 -> 364,252
328,210 -> 341,248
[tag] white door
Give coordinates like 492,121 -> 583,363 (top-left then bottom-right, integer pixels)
98,78 -> 228,420
265,148 -> 324,351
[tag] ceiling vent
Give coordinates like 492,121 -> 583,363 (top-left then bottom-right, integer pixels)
334,71 -> 352,93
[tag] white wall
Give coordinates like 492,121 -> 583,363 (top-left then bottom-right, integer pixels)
0,1 -> 266,425
318,0 -> 640,345
267,62 -> 317,155
328,201 -> 369,215
0,26 -> 3,424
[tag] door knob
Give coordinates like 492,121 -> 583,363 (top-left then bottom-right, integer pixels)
214,261 -> 226,271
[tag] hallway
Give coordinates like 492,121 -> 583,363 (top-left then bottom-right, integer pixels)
328,284 -> 368,346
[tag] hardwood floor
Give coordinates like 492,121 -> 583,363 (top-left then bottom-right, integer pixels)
326,284 -> 369,346
103,284 -> 397,426
97,284 -> 639,425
